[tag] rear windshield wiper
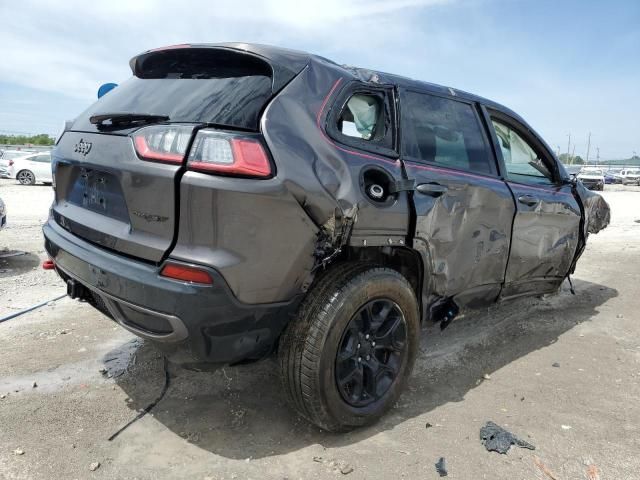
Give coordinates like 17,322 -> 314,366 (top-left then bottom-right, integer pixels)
90,113 -> 169,129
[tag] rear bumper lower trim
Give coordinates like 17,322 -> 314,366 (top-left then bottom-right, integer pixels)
56,262 -> 188,342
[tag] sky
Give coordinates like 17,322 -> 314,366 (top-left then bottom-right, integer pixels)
0,0 -> 638,160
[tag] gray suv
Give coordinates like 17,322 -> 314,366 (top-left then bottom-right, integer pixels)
43,43 -> 610,431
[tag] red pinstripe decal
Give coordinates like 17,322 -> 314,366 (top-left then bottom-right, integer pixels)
405,161 -> 505,185
507,182 -> 574,197
316,79 -> 574,201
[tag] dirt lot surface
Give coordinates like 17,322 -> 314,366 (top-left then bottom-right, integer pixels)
1,178 -> 639,479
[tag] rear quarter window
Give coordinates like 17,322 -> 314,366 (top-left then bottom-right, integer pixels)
327,85 -> 396,157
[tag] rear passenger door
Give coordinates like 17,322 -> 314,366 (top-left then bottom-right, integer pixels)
400,89 -> 515,308
484,109 -> 581,298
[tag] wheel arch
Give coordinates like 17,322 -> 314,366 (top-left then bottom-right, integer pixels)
341,245 -> 428,322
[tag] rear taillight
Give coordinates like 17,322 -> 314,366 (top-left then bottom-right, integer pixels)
8,160 -> 14,167
132,125 -> 194,164
187,129 -> 272,178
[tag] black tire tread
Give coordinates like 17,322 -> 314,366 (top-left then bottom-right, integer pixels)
279,262 -> 416,431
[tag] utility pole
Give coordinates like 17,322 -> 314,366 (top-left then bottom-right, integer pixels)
596,147 -> 600,166
585,132 -> 591,164
566,134 -> 571,164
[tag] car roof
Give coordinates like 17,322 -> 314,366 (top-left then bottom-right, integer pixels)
138,43 -> 525,123
16,151 -> 49,159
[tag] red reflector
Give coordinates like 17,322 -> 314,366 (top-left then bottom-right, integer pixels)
42,259 -> 55,270
160,263 -> 213,285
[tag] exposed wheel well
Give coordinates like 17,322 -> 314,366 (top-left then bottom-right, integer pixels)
340,246 -> 423,313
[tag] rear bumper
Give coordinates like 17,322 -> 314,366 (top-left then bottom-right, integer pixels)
43,220 -> 298,367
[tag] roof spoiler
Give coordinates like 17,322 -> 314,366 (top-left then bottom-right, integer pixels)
129,43 -> 310,92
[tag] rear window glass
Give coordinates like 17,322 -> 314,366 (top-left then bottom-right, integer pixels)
402,91 -> 493,175
73,49 -> 273,132
338,94 -> 382,140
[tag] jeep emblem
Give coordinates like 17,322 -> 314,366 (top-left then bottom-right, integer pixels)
74,139 -> 92,156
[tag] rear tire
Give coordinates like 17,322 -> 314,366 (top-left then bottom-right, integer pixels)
278,263 -> 420,431
17,170 -> 36,185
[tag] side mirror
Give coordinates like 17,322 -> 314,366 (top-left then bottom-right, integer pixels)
564,173 -> 578,185
97,83 -> 118,99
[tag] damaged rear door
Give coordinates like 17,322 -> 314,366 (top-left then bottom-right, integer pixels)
485,110 -> 581,298
400,89 -> 515,308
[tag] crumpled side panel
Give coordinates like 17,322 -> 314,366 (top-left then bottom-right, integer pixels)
406,164 -> 515,301
504,184 -> 581,285
580,185 -> 611,234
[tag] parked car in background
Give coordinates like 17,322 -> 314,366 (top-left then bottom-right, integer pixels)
603,171 -> 623,184
620,168 -> 640,185
577,168 -> 605,191
0,166 -> 10,179
8,152 -> 53,185
0,149 -> 35,170
0,196 -> 6,229
43,43 -> 611,431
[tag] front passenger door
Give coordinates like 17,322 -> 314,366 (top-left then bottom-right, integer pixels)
486,111 -> 581,298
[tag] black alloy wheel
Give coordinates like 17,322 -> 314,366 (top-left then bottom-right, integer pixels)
335,299 -> 407,407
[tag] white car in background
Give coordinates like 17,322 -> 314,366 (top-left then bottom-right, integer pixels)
8,152 -> 53,185
0,149 -> 36,177
620,168 -> 640,186
577,168 -> 605,191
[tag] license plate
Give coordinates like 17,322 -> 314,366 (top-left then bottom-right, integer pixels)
67,168 -> 128,221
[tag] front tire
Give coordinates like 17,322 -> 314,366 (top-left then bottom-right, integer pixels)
278,263 -> 420,431
17,170 -> 36,185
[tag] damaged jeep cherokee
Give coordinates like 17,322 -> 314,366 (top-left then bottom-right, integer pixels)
43,43 -> 610,431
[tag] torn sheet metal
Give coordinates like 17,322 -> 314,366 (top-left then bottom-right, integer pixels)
580,186 -> 611,234
480,421 -> 535,454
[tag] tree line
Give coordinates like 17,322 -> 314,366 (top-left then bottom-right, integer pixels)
0,134 -> 55,146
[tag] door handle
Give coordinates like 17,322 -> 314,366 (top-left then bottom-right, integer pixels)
416,183 -> 448,197
517,194 -> 539,206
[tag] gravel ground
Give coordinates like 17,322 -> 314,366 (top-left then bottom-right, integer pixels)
1,178 -> 639,479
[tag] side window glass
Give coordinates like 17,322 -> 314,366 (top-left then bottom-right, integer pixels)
36,155 -> 51,163
402,91 -> 493,175
338,94 -> 382,141
491,120 -> 554,185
